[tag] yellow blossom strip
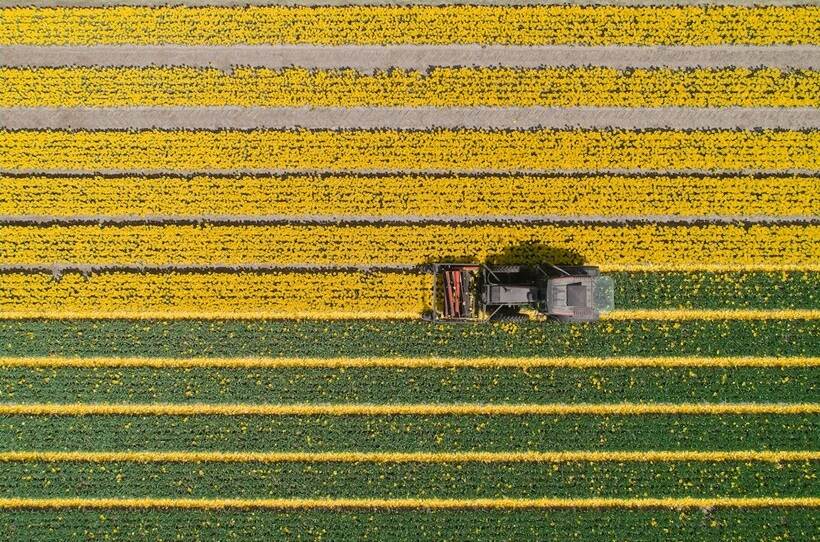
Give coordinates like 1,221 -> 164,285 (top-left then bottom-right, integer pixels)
0,271 -> 429,319
0,450 -> 814,464
2,129 -> 817,172
0,6 -> 816,46
4,66 -> 819,108
0,497 -> 816,510
3,174 -> 817,218
602,310 -> 820,321
1,356 -> 815,369
0,224 -> 814,266
0,403 -> 815,416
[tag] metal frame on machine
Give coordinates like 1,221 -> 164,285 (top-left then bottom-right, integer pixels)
429,263 -> 482,323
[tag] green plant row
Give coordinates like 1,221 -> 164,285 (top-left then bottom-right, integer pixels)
1,460 -> 814,499
1,415 -> 815,452
2,508 -> 815,542
1,366 -> 816,404
0,319 -> 816,357
610,271 -> 818,309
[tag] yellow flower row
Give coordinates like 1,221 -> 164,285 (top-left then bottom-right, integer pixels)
3,174 -> 816,218
1,497 -> 816,510
3,130 -> 816,172
0,271 -> 431,320
1,6 -> 816,45
1,450 -> 816,463
1,224 -> 814,266
5,66 -> 819,108
4,357 -> 815,368
0,402 -> 816,416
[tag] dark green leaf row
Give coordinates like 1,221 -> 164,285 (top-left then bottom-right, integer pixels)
1,366 -> 816,404
610,271 -> 818,309
0,460 -> 815,499
2,509 -> 816,542
0,319 -> 816,357
1,415 -> 816,452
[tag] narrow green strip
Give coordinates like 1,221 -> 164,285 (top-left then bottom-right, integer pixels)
1,508 -> 815,542
1,366 -> 815,404
0,320 -> 815,357
1,415 -> 815,452
1,461 -> 813,499
611,271 -> 818,309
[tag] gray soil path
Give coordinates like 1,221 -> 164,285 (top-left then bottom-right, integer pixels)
4,106 -> 818,130
3,45 -> 818,70
11,0 -> 818,6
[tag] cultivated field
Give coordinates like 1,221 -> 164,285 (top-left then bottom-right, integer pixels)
0,2 -> 818,541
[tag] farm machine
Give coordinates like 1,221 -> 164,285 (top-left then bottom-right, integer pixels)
427,263 -> 614,323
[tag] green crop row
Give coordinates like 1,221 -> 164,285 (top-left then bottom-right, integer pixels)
2,508 -> 815,542
611,271 -> 818,309
1,366 -> 816,404
1,460 -> 815,499
0,319 -> 816,357
1,415 -> 815,452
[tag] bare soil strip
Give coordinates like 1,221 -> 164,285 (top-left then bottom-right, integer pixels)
4,106 -> 818,130
2,45 -> 817,70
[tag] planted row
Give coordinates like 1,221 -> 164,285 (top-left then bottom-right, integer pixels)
1,414 -> 814,452
1,460 -> 814,499
1,320 -> 815,357
1,365 -> 815,404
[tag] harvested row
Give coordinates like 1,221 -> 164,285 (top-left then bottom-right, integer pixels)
3,174 -> 817,218
0,460 -> 814,499
2,129 -> 817,173
1,224 -> 814,266
1,320 -> 814,357
5,67 -> 820,108
0,270 -> 816,319
0,413 -> 814,451
1,6 -> 816,46
1,365 -> 815,404
1,508 -> 814,542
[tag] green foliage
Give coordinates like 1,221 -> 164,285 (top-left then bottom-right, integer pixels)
0,319 -> 816,357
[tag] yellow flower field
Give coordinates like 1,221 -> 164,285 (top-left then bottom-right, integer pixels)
5,66 -> 819,108
3,174 -> 816,218
0,271 -> 430,319
21,174 -> 820,217
2,129 -> 817,172
1,6 -> 816,45
1,224 -> 814,266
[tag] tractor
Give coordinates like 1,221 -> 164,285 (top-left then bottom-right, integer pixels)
427,263 -> 614,323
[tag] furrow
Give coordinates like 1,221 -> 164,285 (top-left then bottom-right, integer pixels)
0,402 -> 815,415
3,45 -> 818,70
4,107 -> 820,130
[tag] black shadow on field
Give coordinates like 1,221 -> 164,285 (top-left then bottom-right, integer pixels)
421,241 -> 586,271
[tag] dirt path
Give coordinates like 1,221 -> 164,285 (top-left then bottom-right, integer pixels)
4,45 -> 817,70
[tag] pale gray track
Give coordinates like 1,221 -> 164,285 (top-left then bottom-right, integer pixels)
4,106 -> 818,130
3,45 -> 818,71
